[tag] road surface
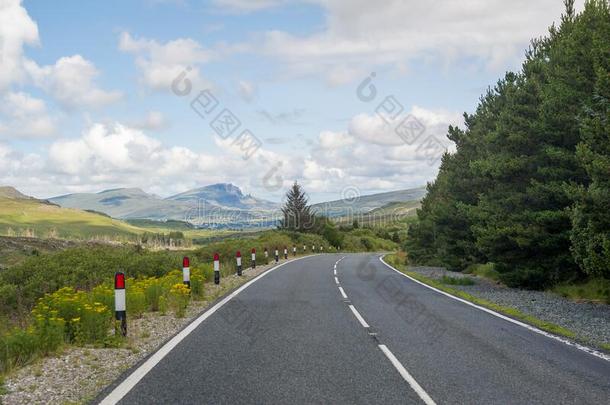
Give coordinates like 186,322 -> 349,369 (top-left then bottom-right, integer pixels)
97,254 -> 610,404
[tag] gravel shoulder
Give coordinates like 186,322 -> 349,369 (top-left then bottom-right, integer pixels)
406,266 -> 610,348
0,258 -> 292,405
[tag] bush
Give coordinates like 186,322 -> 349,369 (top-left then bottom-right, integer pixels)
168,284 -> 190,318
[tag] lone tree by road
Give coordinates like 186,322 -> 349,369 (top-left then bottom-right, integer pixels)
280,181 -> 315,232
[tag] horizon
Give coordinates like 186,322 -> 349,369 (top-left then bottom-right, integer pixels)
1,181 -> 427,205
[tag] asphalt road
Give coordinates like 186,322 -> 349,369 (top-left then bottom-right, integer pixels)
98,254 -> 610,405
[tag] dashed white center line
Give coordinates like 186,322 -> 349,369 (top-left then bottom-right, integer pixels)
333,268 -> 337,275
348,304 -> 370,328
334,276 -> 340,285
338,286 -> 348,299
378,345 -> 436,405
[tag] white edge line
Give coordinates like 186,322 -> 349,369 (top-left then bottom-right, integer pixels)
100,255 -> 319,405
338,286 -> 348,299
379,255 -> 610,362
378,344 -> 436,405
348,304 -> 370,328
334,276 -> 339,285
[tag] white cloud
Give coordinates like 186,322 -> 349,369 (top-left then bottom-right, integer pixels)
26,55 -> 122,109
0,1 -> 121,109
0,0 -> 39,90
119,31 -> 214,92
238,0 -> 584,84
0,92 -> 56,138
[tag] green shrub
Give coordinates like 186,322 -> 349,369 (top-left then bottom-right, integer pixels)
440,275 -> 476,286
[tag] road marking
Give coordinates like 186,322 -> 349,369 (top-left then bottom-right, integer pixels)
338,286 -> 348,299
334,276 -> 339,285
348,304 -> 370,328
333,268 -> 337,275
99,255 -> 319,405
379,255 -> 610,362
378,344 -> 436,405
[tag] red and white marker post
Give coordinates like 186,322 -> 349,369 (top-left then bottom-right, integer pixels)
114,272 -> 127,337
214,253 -> 220,284
274,247 -> 279,263
182,256 -> 190,288
236,251 -> 242,276
293,246 -> 296,256
283,246 -> 288,259
251,248 -> 256,269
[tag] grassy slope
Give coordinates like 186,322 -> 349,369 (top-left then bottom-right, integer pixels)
0,197 -> 142,240
334,200 -> 421,227
0,198 -> 233,242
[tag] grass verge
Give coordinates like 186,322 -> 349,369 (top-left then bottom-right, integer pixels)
384,254 -> 577,340
551,278 -> 610,304
440,275 -> 476,286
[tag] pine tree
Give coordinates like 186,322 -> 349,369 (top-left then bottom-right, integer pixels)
279,181 -> 315,232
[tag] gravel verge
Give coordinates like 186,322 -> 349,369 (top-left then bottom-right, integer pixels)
406,266 -> 610,347
0,258 -> 294,405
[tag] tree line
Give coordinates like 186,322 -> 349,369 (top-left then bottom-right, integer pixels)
405,0 -> 610,289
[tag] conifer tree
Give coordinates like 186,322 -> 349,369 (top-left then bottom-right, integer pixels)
279,181 -> 315,232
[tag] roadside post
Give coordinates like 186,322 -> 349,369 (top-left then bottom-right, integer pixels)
114,272 -> 127,337
236,251 -> 242,276
283,246 -> 288,259
312,245 -> 315,252
214,253 -> 220,284
264,247 -> 269,259
303,245 -> 306,252
251,248 -> 256,269
293,246 -> 296,256
182,256 -> 190,288
274,247 -> 279,263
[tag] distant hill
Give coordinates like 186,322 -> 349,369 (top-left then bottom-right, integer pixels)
0,189 -> 143,240
0,186 -> 32,200
166,183 -> 278,210
311,186 -> 426,218
49,183 -> 279,226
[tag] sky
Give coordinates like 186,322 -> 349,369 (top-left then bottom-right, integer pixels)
0,0 -> 582,203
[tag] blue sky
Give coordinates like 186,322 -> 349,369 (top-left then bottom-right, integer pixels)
0,0 -> 580,203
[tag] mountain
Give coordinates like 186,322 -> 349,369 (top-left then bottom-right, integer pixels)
311,186 -> 427,218
0,186 -> 36,200
49,183 -> 279,226
166,183 -> 278,210
47,183 -> 426,227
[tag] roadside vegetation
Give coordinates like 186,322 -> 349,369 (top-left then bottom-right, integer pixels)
0,182 -> 399,378
384,253 -> 578,341
403,1 -> 610,297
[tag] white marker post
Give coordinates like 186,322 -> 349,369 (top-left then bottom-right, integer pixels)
251,248 -> 256,269
320,246 -> 324,252
264,247 -> 269,259
214,253 -> 220,284
283,246 -> 288,260
236,251 -> 242,276
274,247 -> 279,263
312,245 -> 315,252
114,272 -> 127,337
303,245 -> 306,252
293,246 -> 297,256
182,256 -> 190,288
